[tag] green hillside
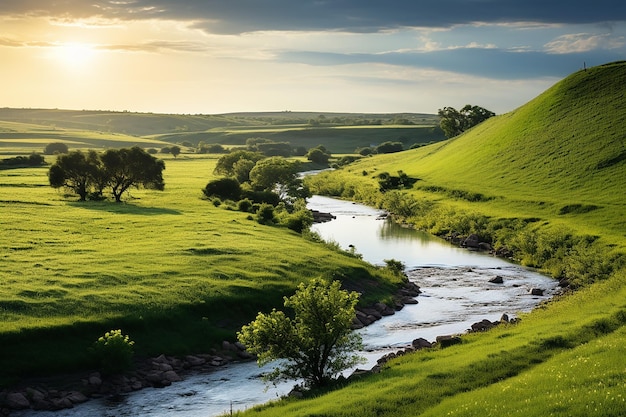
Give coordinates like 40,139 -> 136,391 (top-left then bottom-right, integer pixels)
247,62 -> 626,416
311,61 -> 626,247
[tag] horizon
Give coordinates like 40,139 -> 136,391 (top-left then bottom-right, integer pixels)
2,1 -> 625,115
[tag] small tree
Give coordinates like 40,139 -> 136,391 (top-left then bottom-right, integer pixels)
238,279 -> 364,388
170,145 -> 181,158
48,150 -> 101,201
438,105 -> 495,138
44,142 -> 69,155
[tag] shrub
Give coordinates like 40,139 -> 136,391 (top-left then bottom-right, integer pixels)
237,198 -> 253,213
91,329 -> 135,375
203,177 -> 242,201
44,142 -> 68,155
256,203 -> 276,224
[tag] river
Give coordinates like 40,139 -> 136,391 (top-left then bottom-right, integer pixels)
15,195 -> 557,417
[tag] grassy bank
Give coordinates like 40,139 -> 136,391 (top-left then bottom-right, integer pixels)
0,156 -> 404,385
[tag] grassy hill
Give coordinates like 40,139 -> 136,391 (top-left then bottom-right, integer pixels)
241,62 -> 626,416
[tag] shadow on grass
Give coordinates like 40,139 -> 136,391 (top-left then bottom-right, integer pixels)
68,201 -> 181,215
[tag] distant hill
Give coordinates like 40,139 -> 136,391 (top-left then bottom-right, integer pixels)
0,109 -> 444,153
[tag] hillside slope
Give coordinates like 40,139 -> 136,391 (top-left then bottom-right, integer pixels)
345,61 -> 626,244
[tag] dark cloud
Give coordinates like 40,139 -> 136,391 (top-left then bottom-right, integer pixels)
278,48 -> 622,79
2,1 -> 625,33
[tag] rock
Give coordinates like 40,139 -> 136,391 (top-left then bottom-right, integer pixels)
145,371 -> 165,384
436,335 -> 462,348
530,288 -> 544,296
26,387 -> 46,402
489,275 -> 504,284
234,342 -> 246,351
88,373 -> 102,387
412,337 -> 433,349
500,313 -> 509,323
156,362 -> 174,372
478,242 -> 493,251
471,319 -> 496,332
402,296 -> 418,305
163,371 -> 182,383
5,392 -> 30,410
462,234 -> 480,248
184,355 -> 206,367
66,391 -> 88,404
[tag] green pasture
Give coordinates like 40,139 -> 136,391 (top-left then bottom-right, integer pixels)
0,155 -> 403,383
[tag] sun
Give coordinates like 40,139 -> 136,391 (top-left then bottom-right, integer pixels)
53,43 -> 97,69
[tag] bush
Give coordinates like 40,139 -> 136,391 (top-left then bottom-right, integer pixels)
256,203 -> 276,224
91,329 -> 135,375
203,177 -> 242,201
237,198 -> 253,213
44,142 -> 68,155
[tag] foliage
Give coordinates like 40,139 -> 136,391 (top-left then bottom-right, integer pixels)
203,177 -> 242,201
375,141 -> 404,154
213,150 -> 265,177
306,146 -> 332,164
170,145 -> 181,158
255,203 -> 276,225
249,157 -> 309,204
438,104 -> 495,138
91,329 -> 135,375
0,153 -> 45,168
377,170 -> 418,192
100,146 -> 165,202
44,142 -> 69,155
49,150 -> 103,201
237,279 -> 364,388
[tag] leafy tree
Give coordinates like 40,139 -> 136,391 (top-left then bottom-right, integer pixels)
306,147 -> 331,165
249,157 -> 309,202
100,147 -> 165,202
44,142 -> 69,155
438,105 -> 495,138
48,150 -> 102,201
232,158 -> 256,183
375,141 -> 403,154
202,177 -> 242,201
214,150 -> 264,177
237,279 -> 364,388
170,145 -> 181,158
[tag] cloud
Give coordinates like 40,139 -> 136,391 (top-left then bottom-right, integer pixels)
277,47 -> 620,79
1,1 -> 625,34
545,33 -> 626,53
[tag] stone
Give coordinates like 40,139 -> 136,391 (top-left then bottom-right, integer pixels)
163,371 -> 182,383
5,392 -> 30,410
26,387 -> 46,402
436,335 -> 462,348
530,288 -> 544,296
66,391 -> 88,404
489,275 -> 504,284
185,355 -> 206,367
412,337 -> 433,349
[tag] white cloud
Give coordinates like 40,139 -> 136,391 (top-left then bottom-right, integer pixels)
545,33 -> 626,54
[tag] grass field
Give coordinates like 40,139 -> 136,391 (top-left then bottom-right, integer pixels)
0,155 -> 403,383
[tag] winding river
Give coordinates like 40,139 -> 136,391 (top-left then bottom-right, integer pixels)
16,195 -> 557,417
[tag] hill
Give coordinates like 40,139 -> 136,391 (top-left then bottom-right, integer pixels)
250,62 -> 626,416
0,109 -> 444,153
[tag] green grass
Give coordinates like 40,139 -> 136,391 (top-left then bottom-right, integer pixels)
0,155 -> 403,383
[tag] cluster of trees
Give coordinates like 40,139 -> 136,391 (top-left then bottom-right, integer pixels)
49,146 -> 165,202
356,141 -> 404,156
438,105 -> 495,138
204,150 -> 313,231
0,153 -> 45,168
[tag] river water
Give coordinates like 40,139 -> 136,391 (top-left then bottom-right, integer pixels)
16,195 -> 557,417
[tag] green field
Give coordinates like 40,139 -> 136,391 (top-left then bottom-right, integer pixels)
0,155 -> 404,383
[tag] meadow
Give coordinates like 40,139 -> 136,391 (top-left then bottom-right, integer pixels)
0,154 -> 403,384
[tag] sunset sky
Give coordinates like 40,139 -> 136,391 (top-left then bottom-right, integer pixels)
2,1 -> 625,115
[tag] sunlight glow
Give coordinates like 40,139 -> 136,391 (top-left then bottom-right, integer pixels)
53,43 -> 98,69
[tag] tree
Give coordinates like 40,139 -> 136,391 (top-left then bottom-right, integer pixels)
170,145 -> 181,158
438,105 -> 495,138
48,150 -> 102,201
249,157 -> 309,202
375,141 -> 403,154
202,177 -> 241,201
101,147 -> 165,202
214,150 -> 264,177
237,279 -> 364,388
306,147 -> 331,165
44,142 -> 69,155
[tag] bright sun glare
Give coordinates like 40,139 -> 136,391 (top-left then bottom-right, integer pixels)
54,43 -> 97,69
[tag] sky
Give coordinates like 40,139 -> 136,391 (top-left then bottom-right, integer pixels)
1,1 -> 625,115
